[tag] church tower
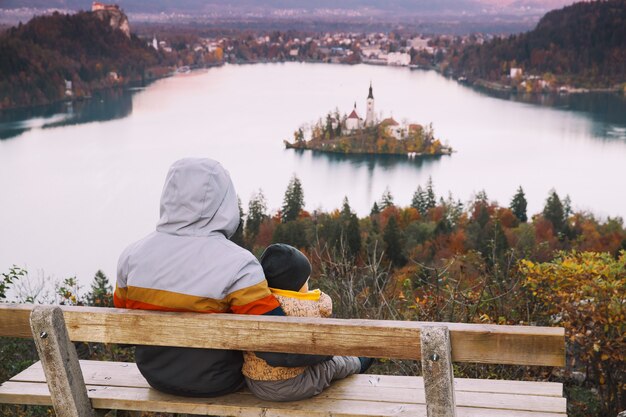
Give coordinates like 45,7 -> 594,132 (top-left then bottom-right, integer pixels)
365,82 -> 375,127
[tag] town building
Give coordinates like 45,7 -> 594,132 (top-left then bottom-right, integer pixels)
381,117 -> 407,139
387,52 -> 411,66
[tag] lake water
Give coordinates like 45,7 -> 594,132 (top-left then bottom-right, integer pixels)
1,62 -> 625,289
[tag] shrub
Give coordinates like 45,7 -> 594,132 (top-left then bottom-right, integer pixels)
521,251 -> 626,416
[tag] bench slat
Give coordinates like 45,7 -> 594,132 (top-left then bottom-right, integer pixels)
0,381 -> 567,417
4,361 -> 566,414
0,304 -> 565,366
12,360 -> 565,397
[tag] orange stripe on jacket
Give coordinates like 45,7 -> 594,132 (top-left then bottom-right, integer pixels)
114,282 -> 279,315
230,294 -> 280,315
227,281 -> 280,315
114,286 -> 127,308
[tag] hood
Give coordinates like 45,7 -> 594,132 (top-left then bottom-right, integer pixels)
156,158 -> 240,238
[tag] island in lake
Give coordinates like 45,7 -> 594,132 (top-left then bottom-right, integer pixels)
285,83 -> 452,157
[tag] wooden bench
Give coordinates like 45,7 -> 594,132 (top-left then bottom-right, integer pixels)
0,304 -> 567,417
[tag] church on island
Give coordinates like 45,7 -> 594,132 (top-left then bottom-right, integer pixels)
343,83 -> 419,140
285,82 -> 452,157
346,83 -> 376,130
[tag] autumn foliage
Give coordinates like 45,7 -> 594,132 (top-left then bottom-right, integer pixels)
521,252 -> 625,415
241,180 -> 625,416
0,11 -> 159,109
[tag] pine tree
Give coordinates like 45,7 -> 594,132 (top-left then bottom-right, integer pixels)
444,192 -> 464,227
383,216 -> 405,267
411,185 -> 427,215
380,187 -> 394,209
543,190 -> 566,235
340,197 -> 352,219
509,186 -> 528,223
472,191 -> 491,227
272,221 -> 308,248
245,189 -> 268,239
340,197 -> 361,258
370,201 -> 380,216
231,196 -> 245,247
86,270 -> 113,307
281,175 -> 304,223
425,177 -> 436,210
563,195 -> 572,218
334,109 -> 342,136
325,113 -> 334,139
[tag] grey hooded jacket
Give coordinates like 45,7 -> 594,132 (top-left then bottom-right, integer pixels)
114,158 -> 327,397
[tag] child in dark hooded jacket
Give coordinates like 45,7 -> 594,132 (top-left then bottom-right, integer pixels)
243,243 -> 373,401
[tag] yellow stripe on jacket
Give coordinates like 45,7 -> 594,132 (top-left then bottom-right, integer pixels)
242,289 -> 333,381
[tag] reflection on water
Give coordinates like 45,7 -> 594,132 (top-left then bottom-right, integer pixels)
0,89 -> 133,140
475,88 -> 626,139
290,149 -> 446,207
292,148 -> 445,170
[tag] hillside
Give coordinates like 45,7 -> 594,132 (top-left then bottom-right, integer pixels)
449,0 -> 626,89
0,10 -> 159,109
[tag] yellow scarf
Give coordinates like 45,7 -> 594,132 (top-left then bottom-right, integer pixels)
269,288 -> 321,301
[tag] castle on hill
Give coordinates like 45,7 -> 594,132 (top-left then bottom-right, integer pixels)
91,2 -> 130,38
91,2 -> 120,12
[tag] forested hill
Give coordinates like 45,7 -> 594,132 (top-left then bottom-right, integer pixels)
450,0 -> 626,88
0,11 -> 159,110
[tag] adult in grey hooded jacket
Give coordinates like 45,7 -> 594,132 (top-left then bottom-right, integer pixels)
114,158 -> 328,397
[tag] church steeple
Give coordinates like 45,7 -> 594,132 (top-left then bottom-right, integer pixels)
365,82 -> 375,127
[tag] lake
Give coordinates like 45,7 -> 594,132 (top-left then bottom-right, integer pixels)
1,62 -> 625,289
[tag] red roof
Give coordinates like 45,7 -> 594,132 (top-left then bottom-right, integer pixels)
348,109 -> 360,119
381,117 -> 399,126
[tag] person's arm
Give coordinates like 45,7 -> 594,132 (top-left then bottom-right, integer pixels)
255,305 -> 332,366
113,247 -> 130,308
226,258 -> 331,367
319,291 -> 333,318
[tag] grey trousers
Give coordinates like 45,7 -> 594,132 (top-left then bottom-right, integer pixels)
245,356 -> 361,402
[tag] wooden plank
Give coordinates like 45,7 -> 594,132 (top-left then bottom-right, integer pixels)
358,374 -> 563,397
12,361 -> 564,397
317,378 -> 566,413
0,304 -> 565,366
0,304 -> 33,338
29,306 -> 96,417
0,381 -> 566,417
7,362 -> 566,413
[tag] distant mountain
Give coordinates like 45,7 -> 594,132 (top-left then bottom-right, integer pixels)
1,0 -> 575,16
450,0 -> 626,88
0,10 -> 159,109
